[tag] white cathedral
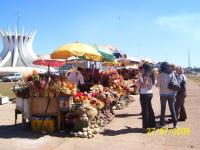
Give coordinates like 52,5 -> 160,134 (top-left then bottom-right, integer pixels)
0,27 -> 38,67
0,28 -> 47,77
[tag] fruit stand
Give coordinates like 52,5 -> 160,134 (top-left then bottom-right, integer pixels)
12,66 -> 138,138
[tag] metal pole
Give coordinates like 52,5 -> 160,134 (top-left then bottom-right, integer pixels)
188,48 -> 191,74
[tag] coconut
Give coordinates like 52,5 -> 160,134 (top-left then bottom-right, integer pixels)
88,134 -> 93,138
93,128 -> 100,134
117,104 -> 121,107
97,120 -> 101,124
82,128 -> 87,132
90,125 -> 95,129
82,132 -> 88,138
74,132 -> 78,137
87,130 -> 93,135
87,127 -> 91,131
87,108 -> 98,119
70,131 -> 74,136
77,131 -> 83,137
90,129 -> 94,134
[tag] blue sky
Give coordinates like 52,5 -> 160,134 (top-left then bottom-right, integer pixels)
0,0 -> 200,67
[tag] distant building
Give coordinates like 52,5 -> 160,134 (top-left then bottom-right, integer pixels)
0,28 -> 38,67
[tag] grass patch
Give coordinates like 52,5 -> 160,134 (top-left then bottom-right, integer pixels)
0,82 -> 16,100
188,75 -> 200,86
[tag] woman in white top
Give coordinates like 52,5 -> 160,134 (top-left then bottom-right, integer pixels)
138,63 -> 156,130
156,62 -> 177,128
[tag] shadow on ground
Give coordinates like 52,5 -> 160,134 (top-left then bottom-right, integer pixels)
136,115 -> 172,120
115,113 -> 141,118
100,126 -> 144,136
0,123 -> 70,139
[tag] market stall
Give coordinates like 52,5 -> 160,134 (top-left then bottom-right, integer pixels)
11,42 -> 139,139
12,69 -> 137,138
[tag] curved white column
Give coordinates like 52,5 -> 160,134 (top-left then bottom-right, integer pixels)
0,30 -> 10,66
18,32 -> 29,66
12,45 -> 19,67
0,27 -> 38,67
0,51 -> 11,67
28,31 -> 38,59
0,29 -> 6,56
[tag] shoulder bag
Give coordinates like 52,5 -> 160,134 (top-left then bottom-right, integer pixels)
168,73 -> 180,91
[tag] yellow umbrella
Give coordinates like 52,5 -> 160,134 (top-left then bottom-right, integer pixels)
51,42 -> 102,61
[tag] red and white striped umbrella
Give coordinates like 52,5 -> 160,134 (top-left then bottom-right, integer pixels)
33,55 -> 65,67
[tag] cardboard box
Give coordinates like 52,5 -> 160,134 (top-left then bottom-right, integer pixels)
0,96 -> 9,105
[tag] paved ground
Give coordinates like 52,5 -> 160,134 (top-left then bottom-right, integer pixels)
0,79 -> 200,150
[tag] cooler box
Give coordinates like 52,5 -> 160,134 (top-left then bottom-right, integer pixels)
31,119 -> 56,132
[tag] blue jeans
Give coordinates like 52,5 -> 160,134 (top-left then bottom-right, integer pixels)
160,95 -> 177,126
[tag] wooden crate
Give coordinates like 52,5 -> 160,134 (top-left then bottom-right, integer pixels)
30,97 -> 59,116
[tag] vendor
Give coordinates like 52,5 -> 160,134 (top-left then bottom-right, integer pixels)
67,67 -> 84,86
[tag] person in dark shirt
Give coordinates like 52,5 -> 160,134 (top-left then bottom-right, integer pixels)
175,66 -> 187,121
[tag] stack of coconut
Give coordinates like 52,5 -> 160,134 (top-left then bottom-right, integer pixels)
91,110 -> 115,127
67,103 -> 100,138
70,124 -> 100,138
69,103 -> 115,138
113,95 -> 135,110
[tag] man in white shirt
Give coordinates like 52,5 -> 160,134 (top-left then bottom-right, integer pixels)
67,68 -> 84,85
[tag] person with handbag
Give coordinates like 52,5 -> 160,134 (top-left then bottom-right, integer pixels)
156,62 -> 178,128
138,63 -> 156,131
175,66 -> 187,121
